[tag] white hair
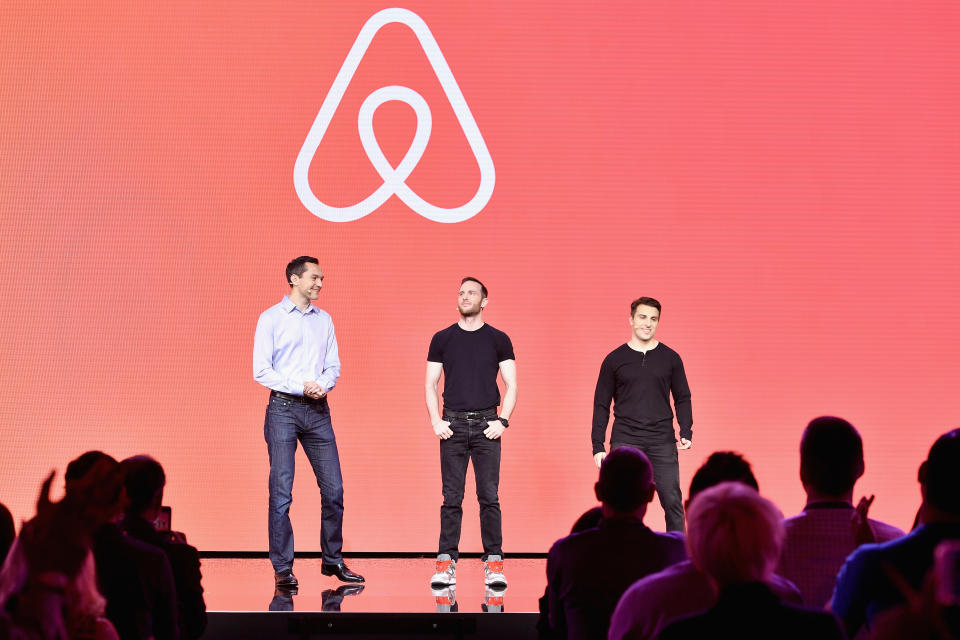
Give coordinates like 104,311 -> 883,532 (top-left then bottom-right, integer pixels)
685,481 -> 784,587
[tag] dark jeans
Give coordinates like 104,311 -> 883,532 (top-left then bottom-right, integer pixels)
264,394 -> 344,570
439,417 -> 502,561
612,440 -> 685,532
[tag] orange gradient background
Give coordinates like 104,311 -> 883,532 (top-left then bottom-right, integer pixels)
1,1 -> 959,552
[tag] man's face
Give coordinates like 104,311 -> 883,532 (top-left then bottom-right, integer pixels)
458,281 -> 486,317
291,262 -> 323,300
629,304 -> 659,343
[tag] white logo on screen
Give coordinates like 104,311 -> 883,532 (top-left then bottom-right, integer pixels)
293,8 -> 495,223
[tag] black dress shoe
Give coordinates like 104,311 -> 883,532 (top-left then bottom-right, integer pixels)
321,562 -> 365,583
274,570 -> 299,588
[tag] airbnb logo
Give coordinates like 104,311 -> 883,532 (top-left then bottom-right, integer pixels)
294,8 -> 495,223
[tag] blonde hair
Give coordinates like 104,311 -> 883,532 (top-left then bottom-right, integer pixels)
685,481 -> 784,587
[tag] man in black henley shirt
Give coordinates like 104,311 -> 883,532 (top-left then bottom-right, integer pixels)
592,296 -> 692,531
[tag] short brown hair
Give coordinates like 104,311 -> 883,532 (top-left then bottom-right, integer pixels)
461,277 -> 488,298
630,297 -> 661,316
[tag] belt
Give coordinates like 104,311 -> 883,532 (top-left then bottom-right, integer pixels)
443,407 -> 497,420
270,390 -> 325,404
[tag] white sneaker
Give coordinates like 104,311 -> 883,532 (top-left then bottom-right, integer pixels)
483,554 -> 507,588
430,553 -> 456,586
482,585 -> 506,612
431,584 -> 457,612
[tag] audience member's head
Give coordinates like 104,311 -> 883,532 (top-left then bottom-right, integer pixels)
64,450 -> 124,525
799,416 -> 864,500
918,428 -> 960,521
594,446 -> 655,518
570,506 -> 604,534
0,503 -> 14,566
65,451 -> 118,486
686,482 -> 785,589
120,455 -> 165,521
686,451 -> 759,507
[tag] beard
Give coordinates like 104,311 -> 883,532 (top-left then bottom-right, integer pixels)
459,303 -> 481,317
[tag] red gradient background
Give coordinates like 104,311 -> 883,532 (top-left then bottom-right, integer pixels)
1,1 -> 958,552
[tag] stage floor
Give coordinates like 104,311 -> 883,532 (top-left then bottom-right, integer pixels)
202,557 -> 546,614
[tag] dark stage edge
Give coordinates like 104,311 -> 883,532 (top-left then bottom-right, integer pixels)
205,612 -> 539,639
201,557 -> 544,639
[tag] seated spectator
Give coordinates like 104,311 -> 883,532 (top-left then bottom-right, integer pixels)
0,466 -> 120,639
658,482 -> 846,640
544,446 -> 686,640
609,452 -> 802,640
1,503 -> 14,566
778,417 -> 904,608
120,456 -> 206,640
832,428 -> 960,637
66,451 -> 179,640
537,506 -> 608,638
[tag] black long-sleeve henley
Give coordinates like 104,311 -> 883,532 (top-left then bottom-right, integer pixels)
592,342 -> 693,453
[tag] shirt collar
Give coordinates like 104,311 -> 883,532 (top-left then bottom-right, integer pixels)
804,500 -> 854,511
281,295 -> 318,315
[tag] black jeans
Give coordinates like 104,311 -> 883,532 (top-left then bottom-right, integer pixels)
438,417 -> 502,561
612,439 -> 685,532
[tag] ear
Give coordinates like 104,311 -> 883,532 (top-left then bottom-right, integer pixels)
594,482 -> 602,502
918,460 -> 928,484
480,299 -> 487,308
854,458 -> 865,481
646,483 -> 657,504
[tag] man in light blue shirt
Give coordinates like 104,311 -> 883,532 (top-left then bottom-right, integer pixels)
253,256 -> 364,587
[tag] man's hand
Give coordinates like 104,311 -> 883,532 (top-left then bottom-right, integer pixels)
594,451 -> 606,468
484,420 -> 506,440
678,438 -> 692,450
852,494 -> 877,546
166,530 -> 188,545
303,381 -> 325,399
433,419 -> 453,440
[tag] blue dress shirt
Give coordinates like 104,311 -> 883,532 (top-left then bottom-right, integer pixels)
253,295 -> 340,395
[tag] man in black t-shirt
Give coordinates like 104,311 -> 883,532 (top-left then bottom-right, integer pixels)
426,277 -> 517,592
592,297 -> 693,532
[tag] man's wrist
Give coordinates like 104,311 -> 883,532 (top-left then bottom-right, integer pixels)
497,416 -> 509,428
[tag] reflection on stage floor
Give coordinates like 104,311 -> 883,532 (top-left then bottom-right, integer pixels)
202,557 -> 546,614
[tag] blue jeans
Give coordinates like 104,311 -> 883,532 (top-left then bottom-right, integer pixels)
439,417 -> 502,561
264,393 -> 344,570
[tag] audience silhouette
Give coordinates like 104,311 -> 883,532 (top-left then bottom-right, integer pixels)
67,451 -> 179,640
119,456 -> 206,640
832,428 -> 960,637
608,451 -> 802,640
657,482 -> 846,639
777,416 -> 904,609
544,446 -> 687,640
0,417 -> 954,640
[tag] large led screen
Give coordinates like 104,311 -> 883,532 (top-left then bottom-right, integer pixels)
1,1 -> 958,551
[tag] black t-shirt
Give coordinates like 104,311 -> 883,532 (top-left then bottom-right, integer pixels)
427,323 -> 515,412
